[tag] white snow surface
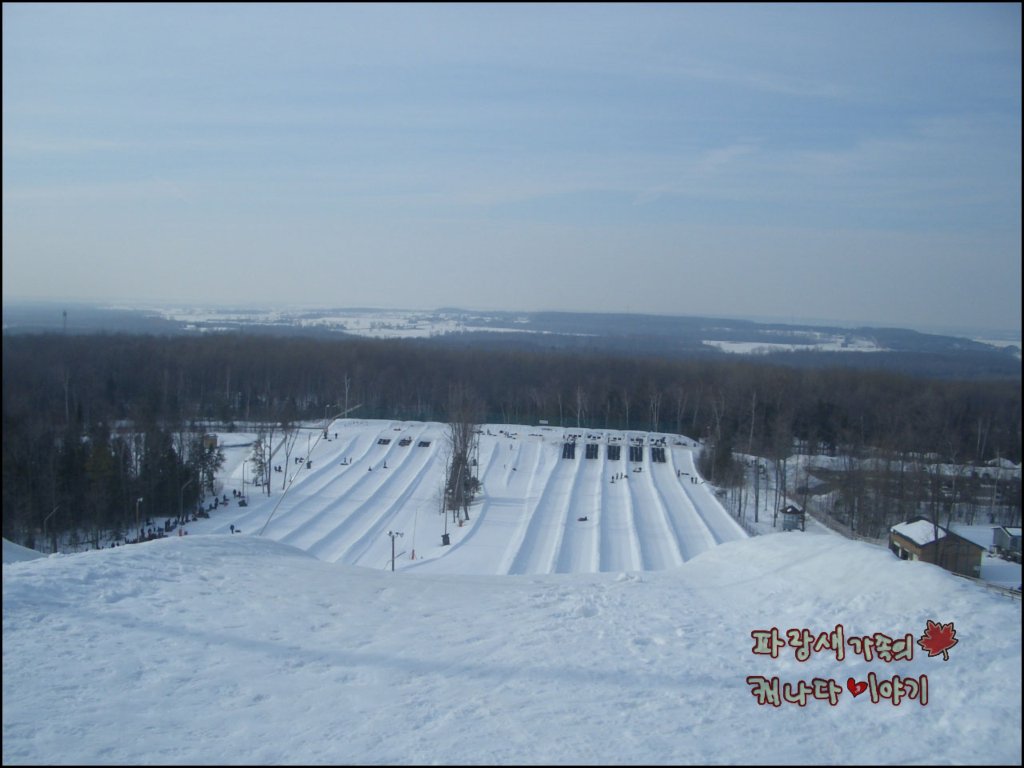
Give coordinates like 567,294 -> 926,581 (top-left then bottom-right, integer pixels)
192,421 -> 745,575
948,525 -> 998,550
4,532 -> 1021,765
5,420 -> 1022,763
703,338 -> 886,354
973,338 -> 1022,357
891,520 -> 947,546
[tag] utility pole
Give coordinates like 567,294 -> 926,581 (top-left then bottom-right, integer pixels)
387,530 -> 403,571
44,506 -> 60,554
180,478 -> 194,524
988,448 -> 1001,522
442,493 -> 449,545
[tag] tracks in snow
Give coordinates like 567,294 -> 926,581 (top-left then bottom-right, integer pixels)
238,422 -> 745,575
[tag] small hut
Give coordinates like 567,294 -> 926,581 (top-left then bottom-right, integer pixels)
781,505 -> 805,532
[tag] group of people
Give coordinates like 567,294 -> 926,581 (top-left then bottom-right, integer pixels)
119,525 -> 168,546
124,516 -> 189,545
202,494 -> 229,512
116,487 -> 257,546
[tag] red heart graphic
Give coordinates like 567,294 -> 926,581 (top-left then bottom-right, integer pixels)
847,678 -> 868,697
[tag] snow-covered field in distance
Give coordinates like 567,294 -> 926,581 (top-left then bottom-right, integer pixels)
155,305 -> 892,351
702,338 -> 887,354
130,305 -> 577,340
144,304 -> 1021,356
972,338 -> 1023,358
6,301 -> 1018,369
4,531 -> 1020,765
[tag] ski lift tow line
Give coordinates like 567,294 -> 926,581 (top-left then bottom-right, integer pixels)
258,422 -> 330,537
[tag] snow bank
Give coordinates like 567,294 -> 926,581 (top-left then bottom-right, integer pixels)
2,538 -> 45,564
3,532 -> 1020,764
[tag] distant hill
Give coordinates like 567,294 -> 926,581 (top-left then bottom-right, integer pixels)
3,300 -> 1019,379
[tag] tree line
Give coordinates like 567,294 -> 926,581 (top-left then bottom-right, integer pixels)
3,331 -> 1020,547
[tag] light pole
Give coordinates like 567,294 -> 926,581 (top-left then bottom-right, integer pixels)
387,530 -> 404,571
180,478 -> 194,524
442,494 -> 449,546
43,505 -> 59,554
324,404 -> 334,438
135,497 -> 144,542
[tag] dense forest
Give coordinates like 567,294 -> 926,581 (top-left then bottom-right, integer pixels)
3,332 -> 1021,547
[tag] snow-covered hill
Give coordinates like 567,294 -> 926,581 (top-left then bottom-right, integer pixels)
184,420 -> 744,574
2,539 -> 46,564
3,532 -> 1020,764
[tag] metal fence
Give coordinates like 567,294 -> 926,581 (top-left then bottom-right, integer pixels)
803,503 -> 887,547
951,572 -> 1022,602
733,514 -> 760,538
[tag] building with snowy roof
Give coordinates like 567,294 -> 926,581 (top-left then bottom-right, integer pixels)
889,517 -> 983,578
993,526 -> 1021,561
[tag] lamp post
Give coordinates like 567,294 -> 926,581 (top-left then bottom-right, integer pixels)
43,505 -> 59,554
442,495 -> 449,546
180,478 -> 194,524
135,497 -> 143,542
387,530 -> 403,571
324,404 -> 334,438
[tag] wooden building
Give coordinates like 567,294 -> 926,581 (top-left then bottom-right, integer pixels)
889,517 -> 983,578
781,505 -> 805,532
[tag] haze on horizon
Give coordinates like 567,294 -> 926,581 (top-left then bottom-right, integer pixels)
2,3 -> 1021,333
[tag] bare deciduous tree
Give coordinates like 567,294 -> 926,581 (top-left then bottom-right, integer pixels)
445,384 -> 482,522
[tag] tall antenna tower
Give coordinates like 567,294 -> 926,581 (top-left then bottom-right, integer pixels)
62,309 -> 67,334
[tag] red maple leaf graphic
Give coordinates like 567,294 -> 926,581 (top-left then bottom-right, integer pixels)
918,620 -> 958,660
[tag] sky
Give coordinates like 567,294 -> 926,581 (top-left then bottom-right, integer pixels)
2,3 -> 1021,333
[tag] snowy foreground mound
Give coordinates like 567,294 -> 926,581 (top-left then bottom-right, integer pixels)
2,538 -> 45,564
4,533 -> 1020,764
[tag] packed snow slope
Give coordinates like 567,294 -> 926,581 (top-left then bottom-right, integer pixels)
2,538 -> 46,564
1,540 -> 46,565
199,420 -> 745,574
3,533 -> 1020,764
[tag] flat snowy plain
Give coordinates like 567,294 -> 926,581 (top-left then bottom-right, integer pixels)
3,421 -> 1021,764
